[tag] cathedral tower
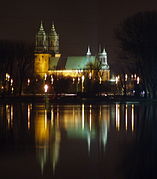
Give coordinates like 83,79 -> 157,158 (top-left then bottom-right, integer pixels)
98,46 -> 110,81
48,23 -> 59,54
35,21 -> 48,53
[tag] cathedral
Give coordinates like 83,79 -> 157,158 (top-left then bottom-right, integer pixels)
34,22 -> 110,81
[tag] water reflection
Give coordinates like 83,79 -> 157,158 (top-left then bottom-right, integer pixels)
0,102 -> 154,179
32,103 -> 136,174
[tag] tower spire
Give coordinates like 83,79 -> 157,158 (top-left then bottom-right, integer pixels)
48,21 -> 59,54
51,21 -> 56,32
102,48 -> 107,64
40,21 -> 44,31
86,46 -> 91,56
35,21 -> 48,52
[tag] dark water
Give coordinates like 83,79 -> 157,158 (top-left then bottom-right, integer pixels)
0,102 -> 156,179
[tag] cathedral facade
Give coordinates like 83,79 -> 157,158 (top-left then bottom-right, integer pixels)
34,22 -> 110,81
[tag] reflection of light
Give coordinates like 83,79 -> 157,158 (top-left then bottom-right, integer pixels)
11,105 -> 13,127
101,119 -> 108,151
82,104 -> 85,130
57,105 -> 59,121
28,104 -> 31,130
125,104 -> 128,131
44,110 -> 47,129
52,128 -> 61,173
131,104 -> 134,131
116,104 -> 120,131
51,108 -> 54,126
99,106 -> 102,120
6,105 -> 10,128
44,84 -> 48,93
89,105 -> 92,131
87,133 -> 91,153
82,75 -> 85,92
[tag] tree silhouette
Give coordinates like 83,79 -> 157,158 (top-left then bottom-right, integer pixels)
0,40 -> 34,96
115,11 -> 157,99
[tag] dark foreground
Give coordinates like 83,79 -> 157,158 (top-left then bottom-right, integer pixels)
0,102 -> 156,179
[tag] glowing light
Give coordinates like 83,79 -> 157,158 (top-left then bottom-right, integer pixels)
125,74 -> 128,81
134,74 -> 137,79
51,76 -> 54,84
11,79 -> 13,86
78,77 -> 80,84
89,72 -> 92,79
82,75 -> 85,82
11,87 -> 14,93
6,73 -> 10,81
137,76 -> 140,84
72,78 -> 75,84
116,76 -> 119,84
99,77 -> 102,84
55,53 -> 61,57
28,78 -> 30,86
44,74 -> 47,80
44,84 -> 48,93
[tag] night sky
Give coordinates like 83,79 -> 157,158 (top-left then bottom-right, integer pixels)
0,0 -> 157,70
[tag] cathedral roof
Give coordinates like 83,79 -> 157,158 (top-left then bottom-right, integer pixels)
48,56 -> 109,71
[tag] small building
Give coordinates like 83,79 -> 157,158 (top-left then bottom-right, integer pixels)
34,22 -> 110,81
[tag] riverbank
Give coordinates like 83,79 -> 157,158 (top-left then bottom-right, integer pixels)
0,94 -> 155,104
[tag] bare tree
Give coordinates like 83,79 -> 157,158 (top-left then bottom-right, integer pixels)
115,11 -> 157,99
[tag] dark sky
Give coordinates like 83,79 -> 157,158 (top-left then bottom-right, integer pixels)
0,0 -> 157,69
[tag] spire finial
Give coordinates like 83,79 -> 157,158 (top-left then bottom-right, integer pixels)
51,21 -> 55,31
87,46 -> 91,56
40,21 -> 44,30
102,48 -> 107,55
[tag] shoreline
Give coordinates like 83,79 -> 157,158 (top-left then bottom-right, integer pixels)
0,94 -> 156,104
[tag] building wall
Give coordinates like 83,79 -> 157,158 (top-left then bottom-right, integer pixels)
34,53 -> 51,77
34,54 -> 110,81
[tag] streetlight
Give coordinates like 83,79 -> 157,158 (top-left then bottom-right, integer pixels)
44,84 -> 48,93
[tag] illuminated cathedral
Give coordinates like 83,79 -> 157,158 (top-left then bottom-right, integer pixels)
34,22 -> 110,81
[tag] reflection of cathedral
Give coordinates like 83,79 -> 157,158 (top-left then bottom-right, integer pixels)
34,22 -> 110,81
34,104 -> 111,174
